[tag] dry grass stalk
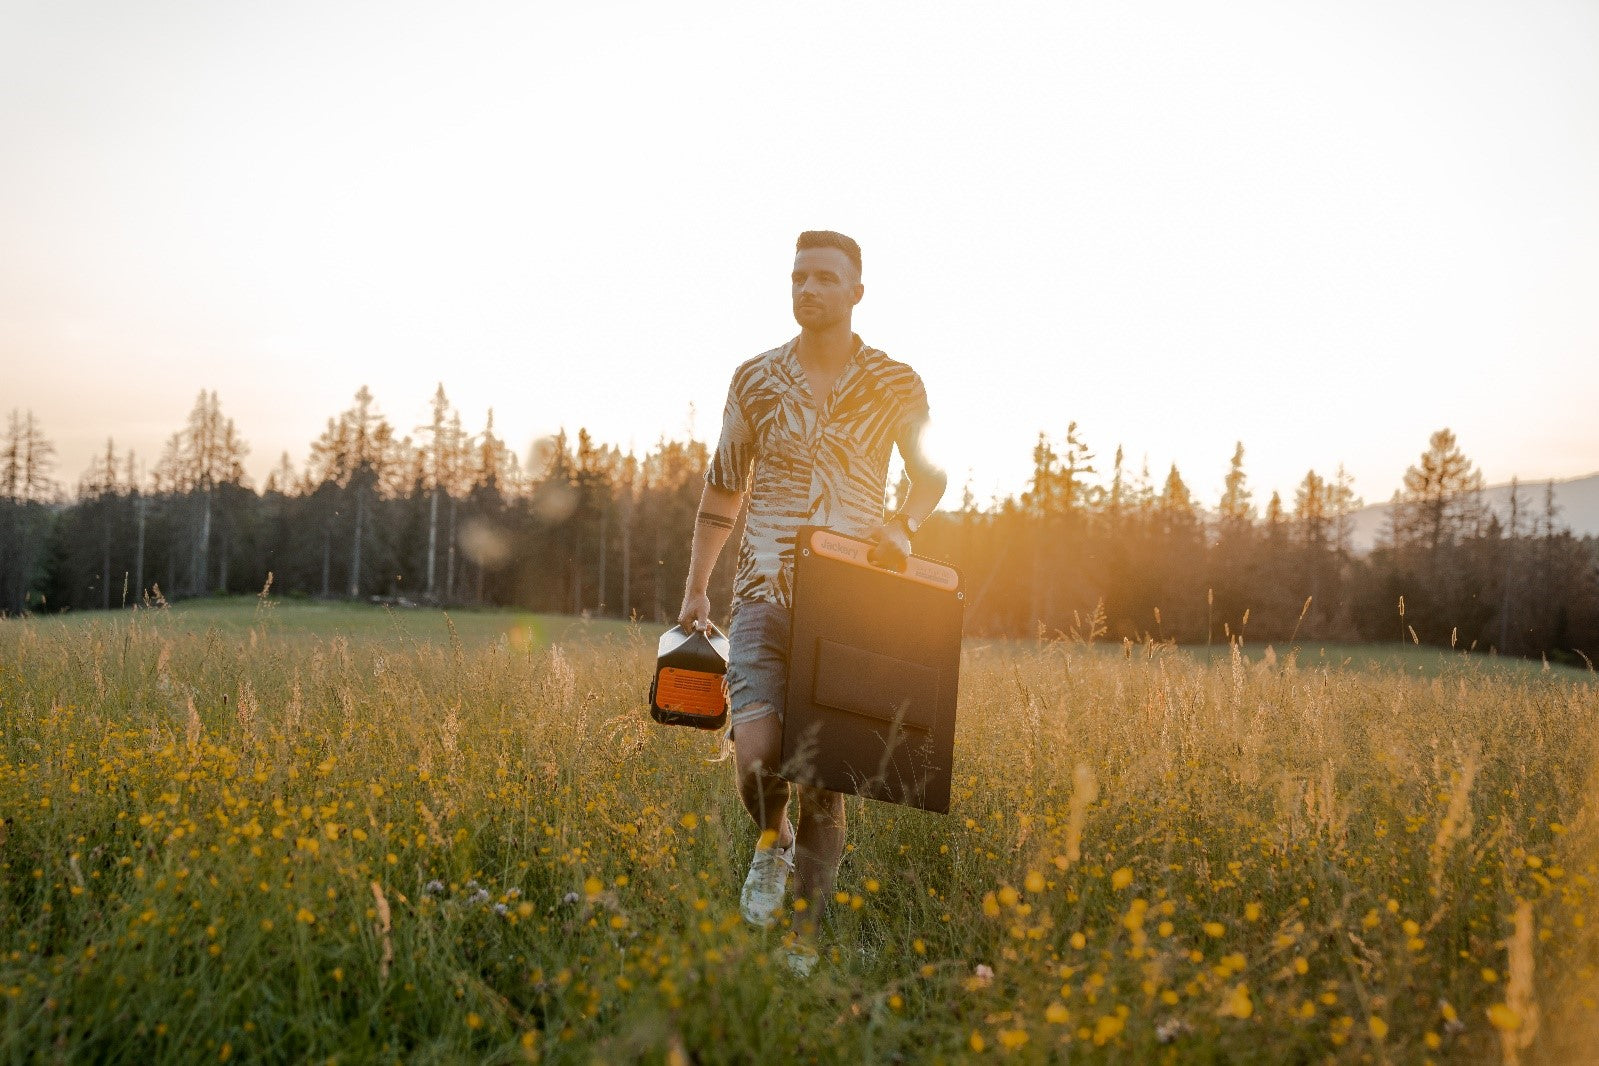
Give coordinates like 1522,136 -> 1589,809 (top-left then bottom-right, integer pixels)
370,881 -> 393,984
545,644 -> 577,706
285,675 -> 302,733
418,800 -> 447,848
185,695 -> 201,751
1305,760 -> 1345,844
441,704 -> 461,775
236,679 -> 258,732
1492,900 -> 1539,1065
1429,756 -> 1478,898
1542,730 -> 1599,1064
1064,762 -> 1098,865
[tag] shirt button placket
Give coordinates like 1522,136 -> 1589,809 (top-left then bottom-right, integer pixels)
808,421 -> 824,517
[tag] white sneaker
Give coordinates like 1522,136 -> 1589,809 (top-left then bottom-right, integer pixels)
783,942 -> 820,978
740,837 -> 794,928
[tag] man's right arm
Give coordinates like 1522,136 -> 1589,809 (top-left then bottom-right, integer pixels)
677,482 -> 743,631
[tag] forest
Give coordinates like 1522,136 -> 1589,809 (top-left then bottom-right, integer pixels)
3,387 -> 1596,663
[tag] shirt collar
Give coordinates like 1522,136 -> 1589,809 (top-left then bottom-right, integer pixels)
780,334 -> 869,381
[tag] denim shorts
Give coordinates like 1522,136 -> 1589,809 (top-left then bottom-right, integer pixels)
726,599 -> 792,732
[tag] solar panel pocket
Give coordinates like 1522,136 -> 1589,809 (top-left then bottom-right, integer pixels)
812,638 -> 938,733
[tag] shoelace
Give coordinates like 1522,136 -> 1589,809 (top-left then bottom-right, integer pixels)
752,846 -> 792,877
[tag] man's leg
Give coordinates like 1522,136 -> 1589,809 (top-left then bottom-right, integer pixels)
725,601 -> 797,928
792,784 -> 846,936
732,711 -> 796,927
731,713 -> 793,850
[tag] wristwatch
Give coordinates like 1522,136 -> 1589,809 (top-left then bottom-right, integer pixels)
890,512 -> 920,537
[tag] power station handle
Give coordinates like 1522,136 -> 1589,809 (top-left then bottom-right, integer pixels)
683,620 -> 727,639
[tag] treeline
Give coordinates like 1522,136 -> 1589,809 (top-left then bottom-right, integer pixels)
3,392 -> 1596,663
914,426 -> 1597,663
3,389 -> 719,627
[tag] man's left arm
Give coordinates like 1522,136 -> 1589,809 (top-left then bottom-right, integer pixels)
871,406 -> 947,563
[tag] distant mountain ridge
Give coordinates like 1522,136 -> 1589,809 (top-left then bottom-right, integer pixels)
1346,472 -> 1599,553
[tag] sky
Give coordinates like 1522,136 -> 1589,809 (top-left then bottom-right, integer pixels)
3,0 -> 1596,511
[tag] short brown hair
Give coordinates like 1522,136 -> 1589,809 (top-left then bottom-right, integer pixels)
796,230 -> 862,277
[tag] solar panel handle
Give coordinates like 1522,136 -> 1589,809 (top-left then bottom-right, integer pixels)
867,538 -> 909,573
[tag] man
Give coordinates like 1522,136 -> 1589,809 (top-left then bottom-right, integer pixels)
677,230 -> 947,974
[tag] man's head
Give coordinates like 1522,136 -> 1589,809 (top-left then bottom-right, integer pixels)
792,230 -> 864,333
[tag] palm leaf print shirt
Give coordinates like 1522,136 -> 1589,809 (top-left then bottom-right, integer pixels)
707,335 -> 931,608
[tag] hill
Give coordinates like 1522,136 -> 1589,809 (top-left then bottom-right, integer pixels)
1347,471 -> 1599,552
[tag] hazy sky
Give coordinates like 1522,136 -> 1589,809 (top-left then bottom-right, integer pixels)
4,0 -> 1596,509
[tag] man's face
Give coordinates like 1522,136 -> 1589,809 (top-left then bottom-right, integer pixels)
791,247 -> 863,332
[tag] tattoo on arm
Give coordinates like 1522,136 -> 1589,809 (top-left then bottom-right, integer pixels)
696,510 -> 736,531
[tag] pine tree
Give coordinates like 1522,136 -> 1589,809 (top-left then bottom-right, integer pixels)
1392,429 -> 1485,564
1158,464 -> 1196,536
1218,442 -> 1253,524
417,385 -> 455,597
1105,446 -> 1126,524
78,438 -> 122,609
0,411 -> 58,613
152,392 -> 249,596
308,387 -> 399,598
2,409 -> 57,503
1209,442 -> 1256,642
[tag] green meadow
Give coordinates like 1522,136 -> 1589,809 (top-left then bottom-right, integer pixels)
0,600 -> 1595,1062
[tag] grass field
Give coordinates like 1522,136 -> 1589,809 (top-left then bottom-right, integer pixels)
1,599 -> 1595,1063
18,596 -> 640,646
28,597 -> 1591,682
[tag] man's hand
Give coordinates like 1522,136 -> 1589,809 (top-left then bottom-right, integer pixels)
677,589 -> 712,632
867,519 -> 912,571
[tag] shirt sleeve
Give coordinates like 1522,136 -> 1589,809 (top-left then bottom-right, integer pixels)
894,370 -> 936,476
705,376 -> 755,493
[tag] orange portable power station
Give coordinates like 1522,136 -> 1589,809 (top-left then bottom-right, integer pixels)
649,624 -> 730,730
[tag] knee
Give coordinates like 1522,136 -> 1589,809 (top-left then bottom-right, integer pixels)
799,787 -> 846,827
733,711 -> 783,775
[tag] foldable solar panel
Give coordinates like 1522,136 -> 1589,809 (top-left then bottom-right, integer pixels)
780,526 -> 964,813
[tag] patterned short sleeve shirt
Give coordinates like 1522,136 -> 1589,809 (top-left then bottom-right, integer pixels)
707,334 -> 931,607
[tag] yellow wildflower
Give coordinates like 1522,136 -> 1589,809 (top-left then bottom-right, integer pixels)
1486,1003 -> 1520,1031
1218,983 -> 1253,1019
1092,1013 -> 1125,1044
